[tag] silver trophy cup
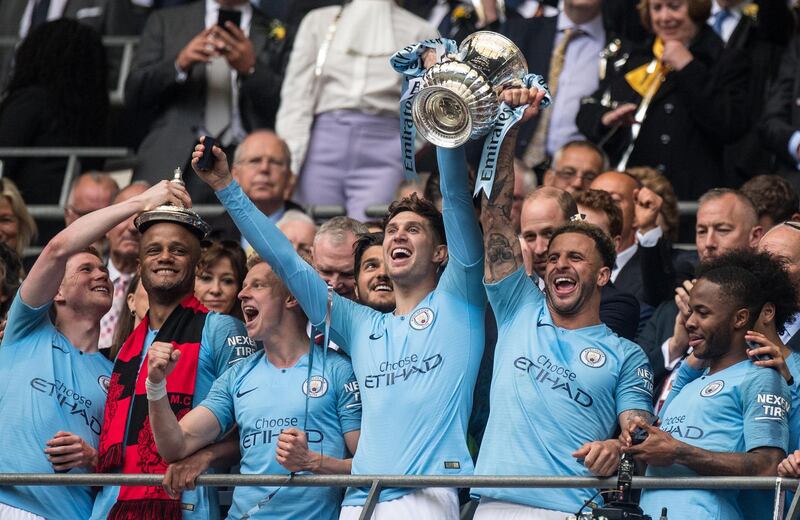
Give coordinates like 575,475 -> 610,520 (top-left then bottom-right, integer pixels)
412,31 -> 528,148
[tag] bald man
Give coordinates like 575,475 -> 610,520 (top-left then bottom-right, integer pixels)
62,173 -> 120,256
758,222 -> 800,349
207,131 -> 305,248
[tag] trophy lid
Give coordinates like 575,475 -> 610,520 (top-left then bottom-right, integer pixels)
134,167 -> 211,240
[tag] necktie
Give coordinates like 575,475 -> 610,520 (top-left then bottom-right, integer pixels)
98,272 -> 134,351
712,9 -> 731,38
523,27 -> 581,168
205,54 -> 233,143
30,0 -> 51,30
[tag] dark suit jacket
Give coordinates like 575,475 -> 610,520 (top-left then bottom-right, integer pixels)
126,3 -> 286,187
500,15 -> 558,159
600,281 -> 640,341
721,0 -> 791,187
577,26 -> 751,200
760,35 -> 800,194
632,237 -> 698,308
635,298 -> 677,389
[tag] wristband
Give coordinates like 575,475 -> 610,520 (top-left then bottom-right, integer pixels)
145,377 -> 167,401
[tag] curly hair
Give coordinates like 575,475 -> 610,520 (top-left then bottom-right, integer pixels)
695,249 -> 799,335
1,19 -> 108,143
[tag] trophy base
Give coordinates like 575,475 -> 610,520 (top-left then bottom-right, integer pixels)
412,85 -> 473,148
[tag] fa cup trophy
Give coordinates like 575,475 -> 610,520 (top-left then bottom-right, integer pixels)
412,31 -> 529,148
133,167 -> 211,239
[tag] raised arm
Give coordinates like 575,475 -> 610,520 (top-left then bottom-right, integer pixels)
147,341 -> 222,462
191,140 -> 329,326
437,146 -> 482,266
23,181 -> 189,308
480,88 -> 546,283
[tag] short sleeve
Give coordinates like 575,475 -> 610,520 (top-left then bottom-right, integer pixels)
198,367 -> 237,434
1,290 -> 53,347
334,358 -> 361,434
660,362 -> 705,416
615,344 -> 655,416
203,313 -> 252,376
741,368 -> 790,452
485,267 -> 543,325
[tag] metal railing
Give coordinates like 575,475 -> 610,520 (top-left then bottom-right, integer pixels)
0,36 -> 139,106
0,147 -> 131,208
0,473 -> 798,520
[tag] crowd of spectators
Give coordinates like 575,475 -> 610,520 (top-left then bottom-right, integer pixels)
0,0 -> 799,519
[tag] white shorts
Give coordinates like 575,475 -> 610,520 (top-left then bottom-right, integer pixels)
0,503 -> 45,520
339,488 -> 459,520
473,498 -> 577,520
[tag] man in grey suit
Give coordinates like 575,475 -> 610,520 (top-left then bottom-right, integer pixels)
125,0 -> 286,200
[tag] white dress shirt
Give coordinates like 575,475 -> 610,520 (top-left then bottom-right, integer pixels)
276,0 -> 439,173
198,0 -> 253,143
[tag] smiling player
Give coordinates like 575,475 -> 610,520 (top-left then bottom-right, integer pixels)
192,126 -> 487,518
0,181 -> 189,520
472,88 -> 655,518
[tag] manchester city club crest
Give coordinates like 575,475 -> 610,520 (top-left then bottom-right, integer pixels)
98,375 -> 110,394
302,376 -> 329,398
701,380 -> 725,397
579,348 -> 606,368
410,307 -> 435,330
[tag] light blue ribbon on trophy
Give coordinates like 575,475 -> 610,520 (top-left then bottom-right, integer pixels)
390,38 -> 459,180
474,73 -> 551,198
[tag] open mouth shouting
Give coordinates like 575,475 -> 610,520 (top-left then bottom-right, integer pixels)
242,304 -> 259,323
549,274 -> 578,297
390,246 -> 413,263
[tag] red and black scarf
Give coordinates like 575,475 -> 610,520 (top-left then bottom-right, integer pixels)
97,295 -> 208,520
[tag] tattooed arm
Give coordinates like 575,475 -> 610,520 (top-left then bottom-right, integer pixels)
481,88 -> 547,283
481,126 -> 524,283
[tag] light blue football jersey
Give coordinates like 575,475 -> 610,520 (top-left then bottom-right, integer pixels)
201,347 -> 360,519
215,146 -> 486,505
641,359 -> 789,520
473,267 -> 654,513
91,312 -> 251,520
0,293 -> 113,520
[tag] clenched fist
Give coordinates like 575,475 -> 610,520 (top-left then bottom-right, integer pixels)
148,341 -> 181,384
